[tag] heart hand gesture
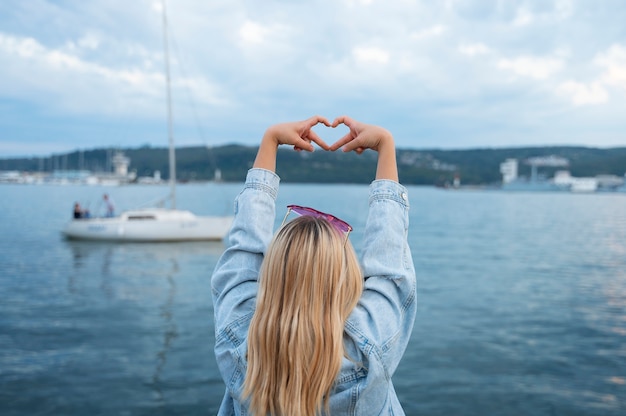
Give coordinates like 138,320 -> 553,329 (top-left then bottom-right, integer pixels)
254,115 -> 398,181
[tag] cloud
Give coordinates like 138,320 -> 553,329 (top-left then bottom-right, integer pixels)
0,0 -> 625,155
0,32 -> 159,110
64,34 -> 101,53
352,46 -> 390,64
410,25 -> 447,40
557,81 -> 609,106
0,31 -> 226,118
512,7 -> 533,27
556,43 -> 626,106
238,21 -> 271,46
497,55 -> 564,80
554,0 -> 574,20
458,42 -> 490,56
595,44 -> 626,91
511,0 -> 574,27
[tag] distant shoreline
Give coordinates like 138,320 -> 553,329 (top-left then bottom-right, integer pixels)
1,144 -> 625,187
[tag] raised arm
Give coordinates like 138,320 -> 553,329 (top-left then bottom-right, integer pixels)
331,116 -> 416,377
213,115 -> 332,329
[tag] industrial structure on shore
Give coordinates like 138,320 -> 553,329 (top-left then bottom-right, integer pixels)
500,156 -> 626,193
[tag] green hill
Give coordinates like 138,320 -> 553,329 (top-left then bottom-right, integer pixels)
2,145 -> 625,186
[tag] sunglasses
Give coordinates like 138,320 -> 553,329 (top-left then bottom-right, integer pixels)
282,205 -> 352,244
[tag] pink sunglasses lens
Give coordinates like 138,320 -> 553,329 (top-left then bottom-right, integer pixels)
289,206 -> 352,233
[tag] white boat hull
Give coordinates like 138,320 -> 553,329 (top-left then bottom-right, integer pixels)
63,208 -> 233,242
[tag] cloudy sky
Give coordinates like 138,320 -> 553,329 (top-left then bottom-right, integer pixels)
1,0 -> 625,157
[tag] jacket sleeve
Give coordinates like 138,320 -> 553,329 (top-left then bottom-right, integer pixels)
345,179 -> 417,377
211,168 -> 280,333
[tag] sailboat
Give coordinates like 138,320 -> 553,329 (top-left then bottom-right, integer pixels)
62,1 -> 233,242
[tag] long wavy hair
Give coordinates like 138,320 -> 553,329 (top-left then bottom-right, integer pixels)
243,215 -> 363,415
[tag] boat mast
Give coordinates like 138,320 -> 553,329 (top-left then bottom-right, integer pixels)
161,0 -> 176,209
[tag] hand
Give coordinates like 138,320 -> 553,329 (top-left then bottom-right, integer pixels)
253,115 -> 331,171
329,115 -> 398,181
329,116 -> 393,154
264,115 -> 332,152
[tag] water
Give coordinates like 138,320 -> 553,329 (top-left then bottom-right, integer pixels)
1,183 -> 625,415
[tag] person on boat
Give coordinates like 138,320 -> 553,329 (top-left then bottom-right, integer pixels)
103,194 -> 115,217
73,203 -> 91,219
211,115 -> 416,415
73,203 -> 83,219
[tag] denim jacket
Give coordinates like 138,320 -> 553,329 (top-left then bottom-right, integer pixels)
211,168 -> 416,415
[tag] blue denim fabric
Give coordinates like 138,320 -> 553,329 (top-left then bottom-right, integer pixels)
211,168 -> 416,415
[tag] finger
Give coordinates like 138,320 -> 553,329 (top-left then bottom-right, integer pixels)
293,135 -> 315,152
329,132 -> 355,151
331,115 -> 347,128
332,115 -> 355,128
307,130 -> 330,150
341,138 -> 365,153
307,115 -> 331,128
345,146 -> 365,155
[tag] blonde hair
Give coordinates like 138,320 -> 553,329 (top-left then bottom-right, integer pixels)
243,215 -> 363,415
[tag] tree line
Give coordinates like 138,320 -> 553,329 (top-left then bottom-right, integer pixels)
2,144 -> 625,186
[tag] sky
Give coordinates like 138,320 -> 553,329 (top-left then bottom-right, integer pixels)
1,0 -> 625,157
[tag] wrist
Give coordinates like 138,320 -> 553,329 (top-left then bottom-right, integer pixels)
261,128 -> 280,148
254,132 -> 280,171
376,130 -> 395,152
375,132 -> 398,181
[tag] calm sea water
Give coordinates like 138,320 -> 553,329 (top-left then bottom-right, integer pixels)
1,182 -> 625,415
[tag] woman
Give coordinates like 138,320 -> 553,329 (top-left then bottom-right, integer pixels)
211,115 -> 416,415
